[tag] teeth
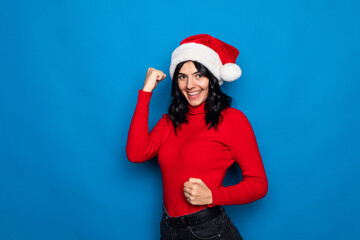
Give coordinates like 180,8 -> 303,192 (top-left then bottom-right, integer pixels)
188,91 -> 200,96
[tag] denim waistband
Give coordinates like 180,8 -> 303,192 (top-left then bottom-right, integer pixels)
162,205 -> 224,228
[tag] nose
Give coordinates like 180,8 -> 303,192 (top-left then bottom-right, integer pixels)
186,77 -> 196,89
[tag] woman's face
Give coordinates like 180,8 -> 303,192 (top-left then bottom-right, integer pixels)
177,61 -> 209,107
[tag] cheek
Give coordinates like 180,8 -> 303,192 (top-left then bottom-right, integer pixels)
178,84 -> 187,96
203,89 -> 209,99
178,81 -> 185,91
201,80 -> 210,90
202,81 -> 210,97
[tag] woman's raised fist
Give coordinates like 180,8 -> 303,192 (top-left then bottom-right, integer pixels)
142,67 -> 166,92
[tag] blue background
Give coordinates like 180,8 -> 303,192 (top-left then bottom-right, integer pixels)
1,0 -> 359,239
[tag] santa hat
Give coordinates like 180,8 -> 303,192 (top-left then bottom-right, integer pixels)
169,34 -> 242,86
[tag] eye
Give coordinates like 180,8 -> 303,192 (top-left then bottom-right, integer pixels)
196,74 -> 203,79
178,75 -> 186,80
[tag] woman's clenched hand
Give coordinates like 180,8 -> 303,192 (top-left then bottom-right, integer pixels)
142,67 -> 166,92
183,178 -> 213,205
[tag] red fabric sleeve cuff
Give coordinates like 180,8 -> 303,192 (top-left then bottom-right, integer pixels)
136,89 -> 153,106
138,89 -> 153,98
207,187 -> 223,208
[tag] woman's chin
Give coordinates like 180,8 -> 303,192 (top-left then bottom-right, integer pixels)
187,99 -> 205,107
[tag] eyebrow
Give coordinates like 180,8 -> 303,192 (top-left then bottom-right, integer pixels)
178,71 -> 200,75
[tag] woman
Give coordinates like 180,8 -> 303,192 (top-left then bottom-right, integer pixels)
126,34 -> 268,240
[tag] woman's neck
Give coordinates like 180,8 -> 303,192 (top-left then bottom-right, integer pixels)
188,101 -> 206,115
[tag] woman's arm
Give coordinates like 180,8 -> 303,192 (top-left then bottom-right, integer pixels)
126,90 -> 166,162
126,68 -> 167,163
208,110 -> 268,206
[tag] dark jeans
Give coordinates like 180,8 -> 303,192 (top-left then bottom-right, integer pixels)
160,206 -> 243,240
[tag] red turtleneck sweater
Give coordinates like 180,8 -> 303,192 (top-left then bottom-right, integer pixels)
126,90 -> 268,217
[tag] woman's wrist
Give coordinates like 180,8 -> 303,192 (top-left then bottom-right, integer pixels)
142,85 -> 153,92
142,88 -> 152,92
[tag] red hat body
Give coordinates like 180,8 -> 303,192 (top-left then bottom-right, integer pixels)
180,34 -> 240,65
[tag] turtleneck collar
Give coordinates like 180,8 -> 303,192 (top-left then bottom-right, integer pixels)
188,101 -> 206,115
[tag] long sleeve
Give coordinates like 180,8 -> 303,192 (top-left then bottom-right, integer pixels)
125,90 -> 165,163
208,110 -> 268,207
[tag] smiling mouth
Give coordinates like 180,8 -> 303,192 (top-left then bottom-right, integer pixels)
187,90 -> 201,99
188,91 -> 201,96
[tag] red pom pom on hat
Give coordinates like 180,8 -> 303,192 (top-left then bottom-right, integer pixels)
170,34 -> 242,85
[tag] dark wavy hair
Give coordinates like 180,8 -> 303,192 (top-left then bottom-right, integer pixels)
168,60 -> 232,134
